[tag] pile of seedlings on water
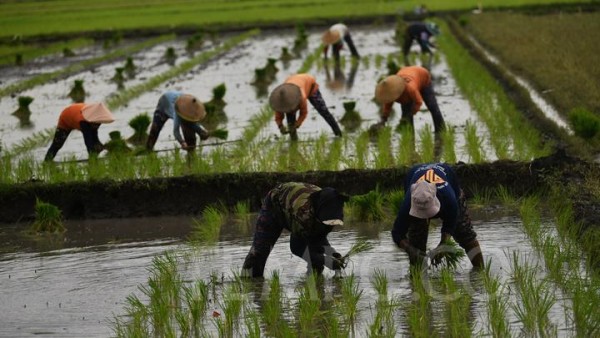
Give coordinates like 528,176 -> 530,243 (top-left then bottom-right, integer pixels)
15,53 -> 23,66
339,101 -> 362,132
112,67 -> 126,89
348,187 -> 386,222
164,46 -> 177,65
104,131 -> 131,155
186,32 -> 204,54
203,83 -> 229,130
279,47 -> 293,68
31,198 -> 65,233
68,79 -> 86,103
189,205 -> 224,245
127,113 -> 151,145
62,47 -> 75,57
292,23 -> 308,55
124,56 -> 136,78
12,96 -> 34,128
427,238 -> 466,270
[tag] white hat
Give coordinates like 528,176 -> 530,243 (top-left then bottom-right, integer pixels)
409,181 -> 440,219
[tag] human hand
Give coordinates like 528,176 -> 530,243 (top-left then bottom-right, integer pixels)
332,252 -> 346,270
278,125 -> 289,135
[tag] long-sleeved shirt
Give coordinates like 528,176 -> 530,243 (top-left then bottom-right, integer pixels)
274,74 -> 319,128
382,66 -> 431,120
407,22 -> 435,42
391,163 -> 462,245
268,182 -> 333,239
156,91 -> 207,144
57,103 -> 87,130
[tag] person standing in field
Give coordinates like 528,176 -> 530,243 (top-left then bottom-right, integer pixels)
322,23 -> 360,62
242,182 -> 349,278
391,162 -> 484,268
269,73 -> 342,140
146,91 -> 209,151
374,65 -> 445,133
44,102 -> 115,161
403,21 -> 440,68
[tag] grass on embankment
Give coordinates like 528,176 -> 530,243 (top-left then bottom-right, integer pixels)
0,38 -> 94,66
0,0 -> 586,39
465,11 -> 600,123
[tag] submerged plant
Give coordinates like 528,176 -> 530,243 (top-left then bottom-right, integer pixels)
68,79 -> 86,103
127,113 -> 151,145
12,96 -> 34,127
186,32 -> 204,53
124,56 -> 136,78
189,206 -> 224,245
280,47 -> 293,61
112,67 -> 125,86
264,58 -> 279,81
428,238 -> 466,269
15,53 -> 23,66
105,131 -> 131,154
31,198 -> 65,233
349,187 -> 385,221
339,101 -> 362,132
164,46 -> 177,65
62,47 -> 75,57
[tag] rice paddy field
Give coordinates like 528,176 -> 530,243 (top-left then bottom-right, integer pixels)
1,1 -> 600,337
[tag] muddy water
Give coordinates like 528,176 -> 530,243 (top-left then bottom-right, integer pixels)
1,26 -> 486,163
0,209 -> 572,337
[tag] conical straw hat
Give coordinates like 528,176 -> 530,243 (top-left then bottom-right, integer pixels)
175,94 -> 206,122
374,75 -> 406,104
322,29 -> 342,45
269,83 -> 302,113
82,102 -> 115,123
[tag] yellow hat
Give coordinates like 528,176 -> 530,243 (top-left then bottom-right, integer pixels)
175,94 -> 206,122
374,75 -> 406,104
82,102 -> 115,124
269,83 -> 302,113
322,29 -> 342,45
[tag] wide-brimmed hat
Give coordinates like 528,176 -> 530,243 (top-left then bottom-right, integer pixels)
322,29 -> 342,45
175,94 -> 206,122
409,181 -> 440,219
374,75 -> 406,104
269,83 -> 302,113
313,187 -> 349,227
82,102 -> 115,124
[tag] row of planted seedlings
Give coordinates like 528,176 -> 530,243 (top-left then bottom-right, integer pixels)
103,179 -> 600,336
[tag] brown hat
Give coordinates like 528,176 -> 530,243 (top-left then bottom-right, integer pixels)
175,94 -> 206,122
409,181 -> 440,219
82,102 -> 115,124
374,75 -> 406,104
269,83 -> 302,113
322,29 -> 341,45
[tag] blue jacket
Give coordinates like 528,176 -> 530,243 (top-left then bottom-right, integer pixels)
391,163 -> 461,245
156,91 -> 207,144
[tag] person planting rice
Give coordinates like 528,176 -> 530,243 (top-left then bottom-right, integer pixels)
403,21 -> 440,68
321,23 -> 360,61
242,182 -> 349,278
146,91 -> 209,151
374,65 -> 445,133
44,102 -> 115,161
269,73 -> 343,140
391,163 -> 484,268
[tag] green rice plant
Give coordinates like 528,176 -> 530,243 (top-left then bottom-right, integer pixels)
351,131 -> 370,169
12,96 -> 34,127
406,266 -> 436,338
182,279 -> 209,337
374,54 -> 385,69
313,133 -> 329,170
31,198 -> 65,233
211,83 -> 227,104
112,67 -> 125,85
218,282 -> 245,337
124,56 -> 136,78
127,113 -> 150,145
112,294 -> 150,337
440,269 -> 472,337
428,238 -> 466,270
342,239 -> 375,264
568,107 -> 600,140
279,47 -> 293,62
15,53 -> 23,66
105,131 -> 131,154
375,125 -> 393,169
209,128 -> 228,140
386,57 -> 400,75
469,187 -> 493,208
349,186 -> 385,222
68,79 -> 86,103
464,120 -> 485,163
339,101 -> 362,132
371,268 -> 388,300
340,274 -> 362,329
244,306 -> 261,338
292,23 -> 308,55
164,46 -> 177,65
397,126 -> 416,165
369,269 -> 398,337
189,205 -> 224,245
385,188 -> 405,215
296,273 -> 321,336
233,199 -> 251,225
418,126 -> 435,163
186,32 -> 204,53
570,278 -> 600,337
495,185 -> 517,207
519,195 -> 542,247
482,260 -> 510,338
261,271 -> 293,337
324,138 -> 343,171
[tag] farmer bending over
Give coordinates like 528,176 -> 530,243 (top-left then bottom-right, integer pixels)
322,23 -> 360,62
403,21 -> 440,68
374,65 -> 445,133
146,91 -> 209,151
242,182 -> 349,278
391,163 -> 484,268
44,102 -> 115,161
270,73 -> 342,140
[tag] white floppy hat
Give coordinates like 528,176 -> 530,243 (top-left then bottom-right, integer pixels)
409,181 -> 440,219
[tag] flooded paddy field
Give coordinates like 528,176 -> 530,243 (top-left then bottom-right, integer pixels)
0,206 -> 579,337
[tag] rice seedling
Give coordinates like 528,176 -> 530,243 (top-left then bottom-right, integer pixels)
375,125 -> 393,169
261,271 -> 293,336
31,198 -> 65,233
342,239 -> 375,265
340,274 -> 362,329
406,266 -> 436,338
280,47 -> 293,62
396,126 -> 416,165
296,273 -> 322,336
244,305 -> 261,338
105,131 -> 131,155
182,279 -> 209,337
186,32 -> 204,53
418,126 -> 435,163
324,138 -> 343,171
124,56 -> 136,78
349,186 -> 385,222
385,188 -> 405,215
209,129 -> 229,140
464,120 -> 485,163
439,125 -> 457,163
233,199 -> 251,226
352,131 -> 369,169
568,107 -> 600,140
292,23 -> 308,55
111,67 -> 125,87
339,101 -> 362,132
217,282 -> 246,337
428,238 -> 466,270
15,53 -> 23,66
164,46 -> 177,65
68,79 -> 86,103
440,269 -> 472,337
12,96 -> 33,120
369,269 -> 398,337
127,113 -> 150,145
481,260 -> 510,338
189,205 -> 224,245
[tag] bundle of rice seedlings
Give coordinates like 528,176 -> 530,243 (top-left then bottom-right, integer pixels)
124,57 -> 136,78
186,32 -> 204,52
280,47 -> 293,61
68,79 -> 86,103
349,188 -> 385,221
428,239 -> 466,269
340,101 -> 362,132
209,129 -> 228,140
31,198 -> 65,233
112,67 -> 125,84
62,47 -> 75,57
105,131 -> 131,154
342,239 -> 375,261
13,96 -> 33,117
127,113 -> 151,145
164,47 -> 177,65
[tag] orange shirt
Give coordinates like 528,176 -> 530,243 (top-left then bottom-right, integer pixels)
275,74 -> 319,128
382,66 -> 431,119
57,103 -> 86,130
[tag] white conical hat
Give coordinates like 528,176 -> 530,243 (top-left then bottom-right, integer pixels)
82,102 -> 115,123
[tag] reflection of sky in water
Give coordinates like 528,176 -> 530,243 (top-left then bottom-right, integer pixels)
0,211 -> 572,337
0,26 -> 489,163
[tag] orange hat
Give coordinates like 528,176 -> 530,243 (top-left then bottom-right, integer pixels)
322,29 -> 342,45
374,75 -> 406,104
82,102 -> 115,124
269,83 -> 302,113
175,94 -> 206,122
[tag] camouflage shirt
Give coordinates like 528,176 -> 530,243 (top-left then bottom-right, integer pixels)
268,182 -> 330,238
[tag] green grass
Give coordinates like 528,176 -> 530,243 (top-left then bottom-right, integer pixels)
0,38 -> 93,66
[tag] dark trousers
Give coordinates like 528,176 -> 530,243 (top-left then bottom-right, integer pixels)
400,83 -> 445,133
44,122 -> 102,161
332,34 -> 360,62
407,189 -> 478,257
242,196 -> 336,277
146,109 -> 208,150
284,89 -> 342,138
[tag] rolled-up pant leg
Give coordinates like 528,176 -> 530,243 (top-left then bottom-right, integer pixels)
308,89 -> 342,136
422,84 -> 445,132
242,197 -> 283,277
452,189 -> 477,247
